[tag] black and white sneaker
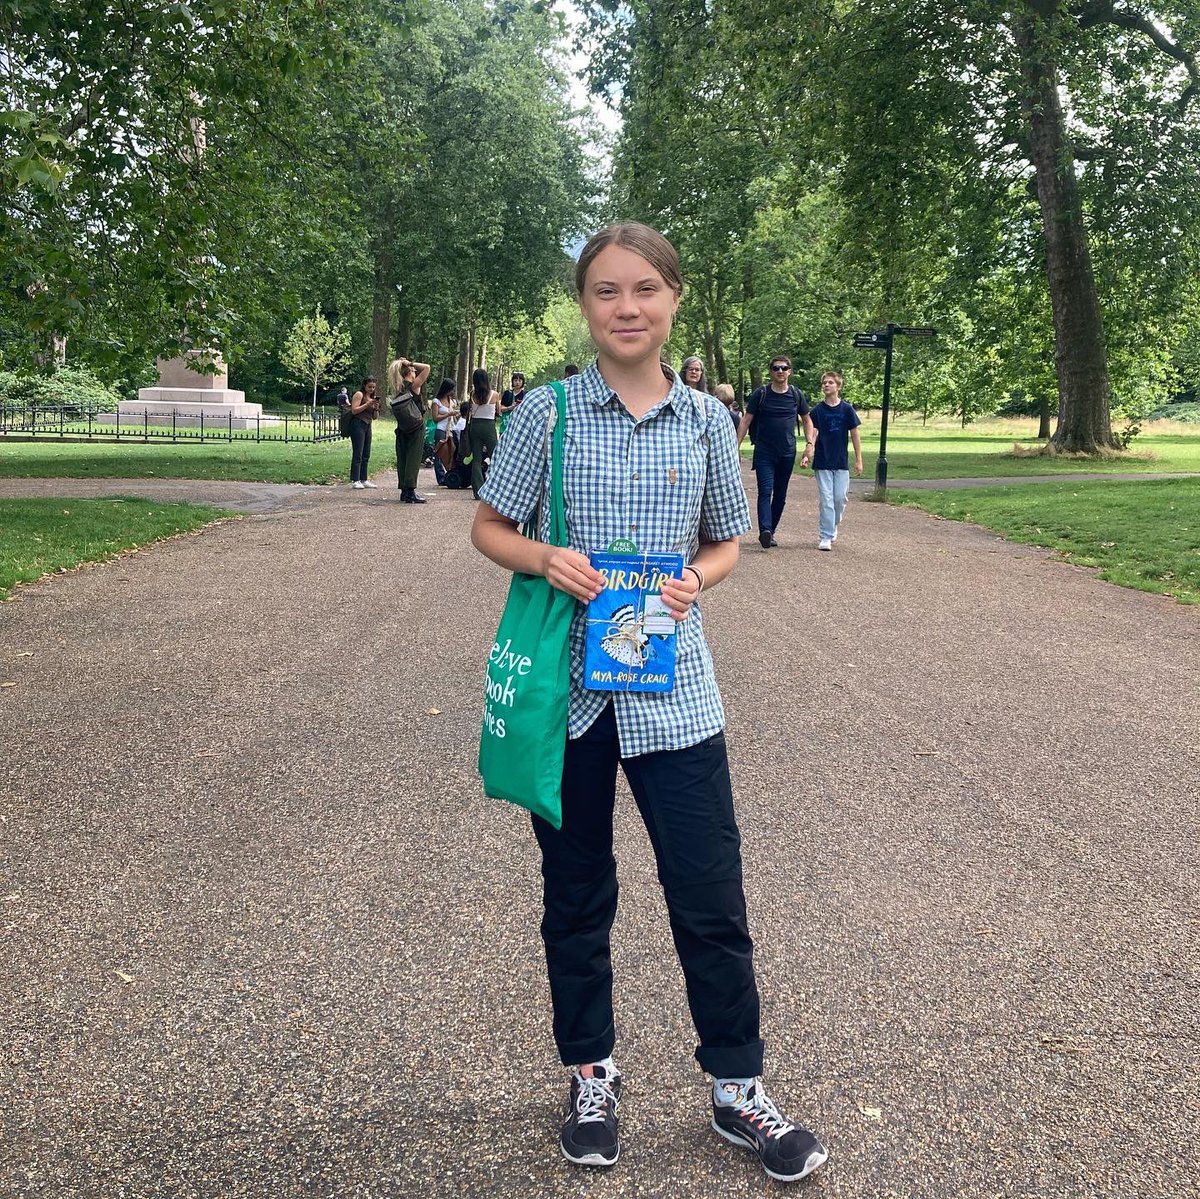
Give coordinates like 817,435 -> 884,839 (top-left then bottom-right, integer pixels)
711,1079 -> 827,1182
560,1062 -> 621,1167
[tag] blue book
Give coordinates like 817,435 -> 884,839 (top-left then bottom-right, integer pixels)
583,550 -> 685,693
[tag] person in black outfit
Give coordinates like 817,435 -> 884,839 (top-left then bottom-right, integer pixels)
736,355 -> 814,548
499,370 -> 526,418
347,376 -> 380,489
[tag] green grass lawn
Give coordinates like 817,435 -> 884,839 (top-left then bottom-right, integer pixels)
892,477 -> 1200,605
5,415 -> 1198,485
858,417 -> 1200,480
0,435 -> 355,483
0,498 -> 233,600
741,417 -> 1200,481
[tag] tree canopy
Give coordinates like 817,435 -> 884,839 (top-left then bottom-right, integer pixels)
581,0 -> 1200,449
1,0 -> 593,396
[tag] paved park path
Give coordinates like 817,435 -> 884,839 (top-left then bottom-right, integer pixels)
2,464 -> 1197,1199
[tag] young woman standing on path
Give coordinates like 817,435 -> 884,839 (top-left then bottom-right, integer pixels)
388,356 -> 431,504
471,222 -> 827,1184
348,376 -> 380,489
468,367 -> 500,499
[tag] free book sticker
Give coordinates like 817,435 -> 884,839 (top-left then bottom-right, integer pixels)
584,551 -> 685,693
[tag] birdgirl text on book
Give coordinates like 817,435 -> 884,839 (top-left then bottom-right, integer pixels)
584,550 -> 684,693
483,638 -> 531,739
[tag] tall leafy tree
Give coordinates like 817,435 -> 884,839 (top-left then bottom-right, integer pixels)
0,0 -> 362,371
583,0 -> 1200,449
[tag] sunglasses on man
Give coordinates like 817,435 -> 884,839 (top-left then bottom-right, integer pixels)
770,363 -> 789,372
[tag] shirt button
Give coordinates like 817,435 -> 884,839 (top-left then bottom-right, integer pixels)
630,523 -> 638,533
632,471 -> 639,480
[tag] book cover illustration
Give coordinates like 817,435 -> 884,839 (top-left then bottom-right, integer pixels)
583,550 -> 686,693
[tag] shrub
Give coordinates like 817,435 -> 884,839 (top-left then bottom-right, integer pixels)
1147,401 -> 1200,424
0,366 -> 120,414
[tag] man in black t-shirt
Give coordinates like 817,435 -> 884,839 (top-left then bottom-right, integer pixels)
736,355 -> 815,548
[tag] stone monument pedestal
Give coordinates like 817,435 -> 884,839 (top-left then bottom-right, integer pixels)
101,355 -> 279,429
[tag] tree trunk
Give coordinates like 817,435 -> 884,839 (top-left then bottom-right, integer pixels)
1037,390 -> 1053,439
370,207 -> 396,387
712,277 -> 728,386
698,277 -> 716,384
456,329 -> 470,403
1013,10 -> 1117,453
396,304 -> 411,359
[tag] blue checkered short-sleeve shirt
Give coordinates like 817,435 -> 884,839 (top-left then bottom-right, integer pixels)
479,361 -> 751,756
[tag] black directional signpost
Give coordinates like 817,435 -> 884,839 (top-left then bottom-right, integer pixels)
851,322 -> 935,490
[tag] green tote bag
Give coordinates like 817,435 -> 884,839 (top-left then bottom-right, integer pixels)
478,380 -> 574,829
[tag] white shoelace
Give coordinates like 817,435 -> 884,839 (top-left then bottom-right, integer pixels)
728,1083 -> 796,1140
573,1073 -> 618,1123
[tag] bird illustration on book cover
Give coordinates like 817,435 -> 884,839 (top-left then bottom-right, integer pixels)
584,551 -> 684,693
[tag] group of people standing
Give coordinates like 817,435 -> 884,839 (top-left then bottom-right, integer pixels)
340,361 -> 434,503
345,350 -> 863,550
675,353 -> 865,551
344,363 -> 567,503
344,349 -> 863,552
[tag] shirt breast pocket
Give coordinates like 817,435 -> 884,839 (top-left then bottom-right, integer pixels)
658,437 -> 707,537
561,428 -> 616,542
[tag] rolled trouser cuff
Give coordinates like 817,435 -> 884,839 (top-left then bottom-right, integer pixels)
695,1038 -> 765,1078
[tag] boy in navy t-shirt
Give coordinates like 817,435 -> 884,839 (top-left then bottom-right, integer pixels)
808,371 -> 863,550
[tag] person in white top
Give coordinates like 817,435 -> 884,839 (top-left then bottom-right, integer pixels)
429,377 -> 457,485
468,367 -> 500,499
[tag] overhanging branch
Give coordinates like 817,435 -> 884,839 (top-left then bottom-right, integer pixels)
1080,2 -> 1200,112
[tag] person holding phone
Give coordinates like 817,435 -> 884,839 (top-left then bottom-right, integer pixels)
348,376 -> 380,489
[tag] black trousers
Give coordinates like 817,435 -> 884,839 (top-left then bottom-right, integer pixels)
348,417 -> 372,482
532,703 -> 763,1078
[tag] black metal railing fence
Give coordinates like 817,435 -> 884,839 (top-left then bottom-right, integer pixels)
0,402 -> 344,444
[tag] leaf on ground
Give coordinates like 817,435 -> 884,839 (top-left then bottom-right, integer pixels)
1039,1034 -> 1091,1055
857,1102 -> 883,1121
113,970 -> 135,984
912,749 -> 939,757
17,652 -> 33,657
1,681 -> 16,688
427,707 -> 441,716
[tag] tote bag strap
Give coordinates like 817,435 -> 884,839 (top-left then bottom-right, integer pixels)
546,380 -> 568,549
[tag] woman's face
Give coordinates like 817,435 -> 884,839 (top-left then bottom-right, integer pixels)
365,381 -> 377,395
579,244 -> 679,367
683,362 -> 702,385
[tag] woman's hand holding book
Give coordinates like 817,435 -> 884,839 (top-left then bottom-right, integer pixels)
658,570 -> 701,622
542,546 -> 604,604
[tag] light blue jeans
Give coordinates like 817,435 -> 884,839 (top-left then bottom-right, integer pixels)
815,469 -> 850,541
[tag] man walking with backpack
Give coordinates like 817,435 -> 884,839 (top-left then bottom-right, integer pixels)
737,355 -> 814,548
